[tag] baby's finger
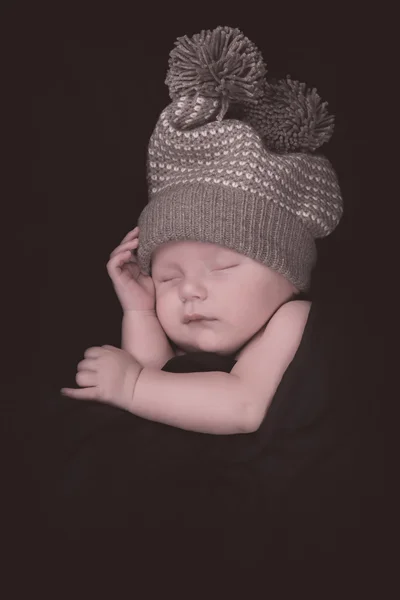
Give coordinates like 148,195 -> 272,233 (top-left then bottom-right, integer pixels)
109,238 -> 139,259
120,226 -> 139,244
61,387 -> 99,401
107,250 -> 134,272
107,250 -> 140,278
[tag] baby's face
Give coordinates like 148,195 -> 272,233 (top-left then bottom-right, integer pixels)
151,240 -> 297,357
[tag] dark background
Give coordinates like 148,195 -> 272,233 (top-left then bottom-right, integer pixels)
2,2 -> 386,590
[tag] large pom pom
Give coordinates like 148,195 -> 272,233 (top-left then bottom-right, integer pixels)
245,76 -> 335,153
165,26 -> 267,124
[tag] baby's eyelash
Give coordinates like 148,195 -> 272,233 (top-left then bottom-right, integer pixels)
160,265 -> 238,282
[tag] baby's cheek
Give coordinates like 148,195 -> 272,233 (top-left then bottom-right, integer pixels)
155,299 -> 175,328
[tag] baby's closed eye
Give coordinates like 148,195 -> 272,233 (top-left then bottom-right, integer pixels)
159,265 -> 239,282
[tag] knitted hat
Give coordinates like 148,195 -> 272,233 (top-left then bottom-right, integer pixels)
137,26 -> 343,292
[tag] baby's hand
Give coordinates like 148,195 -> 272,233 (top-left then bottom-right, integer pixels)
61,345 -> 143,411
107,226 -> 156,312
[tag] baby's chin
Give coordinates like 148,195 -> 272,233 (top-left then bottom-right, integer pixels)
168,324 -> 245,358
174,340 -> 240,358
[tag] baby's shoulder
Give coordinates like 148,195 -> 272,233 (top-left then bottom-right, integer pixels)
262,299 -> 312,339
234,300 -> 311,361
285,298 -> 312,313
272,299 -> 312,328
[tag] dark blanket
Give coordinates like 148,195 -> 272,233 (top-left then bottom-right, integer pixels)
11,298 -> 365,585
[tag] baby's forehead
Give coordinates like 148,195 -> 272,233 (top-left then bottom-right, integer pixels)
152,240 -> 239,266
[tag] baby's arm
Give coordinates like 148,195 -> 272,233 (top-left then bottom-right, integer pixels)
122,309 -> 175,369
128,300 -> 311,435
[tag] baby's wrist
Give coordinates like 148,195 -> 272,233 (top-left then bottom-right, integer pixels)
124,308 -> 157,317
